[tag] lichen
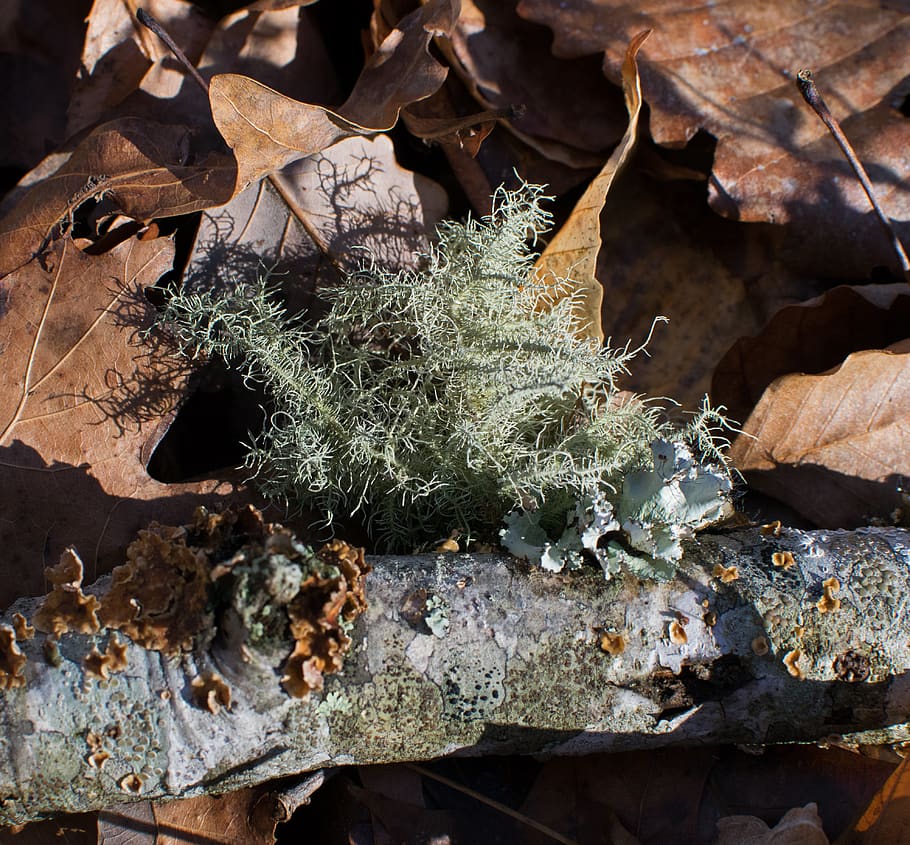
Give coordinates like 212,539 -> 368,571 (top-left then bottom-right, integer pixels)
423,594 -> 449,638
98,523 -> 212,653
82,636 -> 129,681
281,541 -> 371,699
33,548 -> 101,637
161,183 -> 733,568
27,506 -> 370,706
0,625 -> 27,690
190,671 -> 232,713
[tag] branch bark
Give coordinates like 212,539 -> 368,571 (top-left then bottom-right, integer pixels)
2,524 -> 910,825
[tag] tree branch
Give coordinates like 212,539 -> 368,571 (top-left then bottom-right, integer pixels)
2,524 -> 910,825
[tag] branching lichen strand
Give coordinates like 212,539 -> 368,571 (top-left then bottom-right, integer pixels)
162,184 -> 729,553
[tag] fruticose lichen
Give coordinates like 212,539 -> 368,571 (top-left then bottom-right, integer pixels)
162,183 -> 732,577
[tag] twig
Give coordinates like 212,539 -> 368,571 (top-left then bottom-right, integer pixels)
796,69 -> 910,281
136,8 -> 209,95
407,763 -> 580,845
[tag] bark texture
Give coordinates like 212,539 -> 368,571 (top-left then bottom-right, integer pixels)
2,525 -> 910,825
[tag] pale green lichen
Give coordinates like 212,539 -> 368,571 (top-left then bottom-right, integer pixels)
315,689 -> 352,717
423,594 -> 449,638
162,183 -> 732,574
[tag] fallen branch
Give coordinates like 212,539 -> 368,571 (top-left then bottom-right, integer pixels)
2,523 -> 910,826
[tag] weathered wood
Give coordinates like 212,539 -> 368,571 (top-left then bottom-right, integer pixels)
2,525 -> 910,825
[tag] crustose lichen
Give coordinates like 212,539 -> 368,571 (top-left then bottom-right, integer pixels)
162,183 -> 732,576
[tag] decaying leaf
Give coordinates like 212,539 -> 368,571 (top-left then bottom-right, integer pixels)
713,284 -> 910,425
518,0 -> 910,276
534,30 -> 651,342
846,756 -> 910,843
728,342 -> 910,527
0,235 -> 240,606
66,0 -> 215,138
441,0 -> 625,167
181,133 -> 447,350
0,119 -> 235,279
209,0 -> 458,194
716,801 -> 828,844
97,784 -> 292,845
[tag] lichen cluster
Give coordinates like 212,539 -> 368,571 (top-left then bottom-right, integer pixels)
24,507 -> 368,700
162,184 -> 732,572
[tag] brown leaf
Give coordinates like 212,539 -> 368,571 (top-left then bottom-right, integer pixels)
196,3 -> 341,105
0,118 -> 236,279
0,1 -> 87,175
517,0 -> 910,276
728,343 -> 910,527
96,786 -> 289,844
0,235 -> 241,606
440,0 -> 625,167
184,134 -> 447,308
841,756 -> 910,844
66,0 -> 215,138
713,284 -> 910,426
592,167 -> 768,409
340,0 -> 458,129
534,31 -> 651,343
208,74 -> 372,197
209,0 -> 458,195
716,802 -> 829,845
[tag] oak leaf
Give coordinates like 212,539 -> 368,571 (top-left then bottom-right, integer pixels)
440,0 -> 626,167
518,0 -> 910,275
534,31 -> 650,342
0,118 -> 236,279
209,0 -> 458,195
713,284 -> 910,426
728,342 -> 910,527
0,235 -> 242,606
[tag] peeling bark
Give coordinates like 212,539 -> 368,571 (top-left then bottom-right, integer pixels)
2,525 -> 910,825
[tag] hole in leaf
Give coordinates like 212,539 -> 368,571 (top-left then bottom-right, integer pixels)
146,361 -> 266,483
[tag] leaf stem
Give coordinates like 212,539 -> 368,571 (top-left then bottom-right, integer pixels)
136,8 -> 209,95
796,68 -> 910,281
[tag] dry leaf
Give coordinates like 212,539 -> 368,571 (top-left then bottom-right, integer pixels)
713,284 -> 910,425
716,802 -> 829,844
0,235 -> 241,606
209,0 -> 458,195
97,786 -> 289,845
184,134 -> 447,302
441,0 -> 625,167
66,0 -> 214,138
843,756 -> 910,844
0,1 -> 87,175
196,3 -> 340,105
517,0 -> 910,277
0,118 -> 235,279
592,167 -> 765,409
339,0 -> 458,130
534,30 -> 651,343
728,342 -> 910,527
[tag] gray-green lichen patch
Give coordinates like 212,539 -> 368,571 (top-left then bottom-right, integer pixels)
693,526 -> 910,685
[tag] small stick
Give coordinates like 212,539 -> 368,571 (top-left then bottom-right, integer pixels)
796,69 -> 910,280
407,763 -> 580,845
136,8 -> 209,95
